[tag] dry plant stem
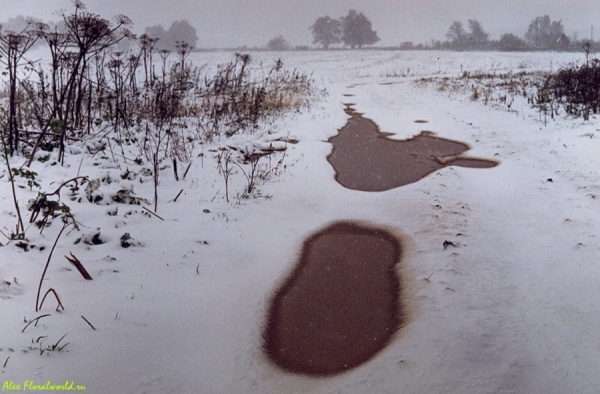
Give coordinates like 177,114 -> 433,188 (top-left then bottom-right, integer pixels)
142,206 -> 164,221
36,222 -> 70,312
39,288 -> 65,312
25,123 -> 49,169
217,149 -> 232,202
182,162 -> 192,179
234,155 -> 263,193
81,315 -> 97,330
2,145 -> 25,235
153,153 -> 159,211
47,176 -> 89,197
28,177 -> 86,235
173,189 -> 184,202
47,333 -> 69,352
64,252 -> 93,280
21,314 -> 51,333
76,157 -> 83,177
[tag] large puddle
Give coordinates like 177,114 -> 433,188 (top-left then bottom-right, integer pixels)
327,105 -> 498,191
264,221 -> 405,376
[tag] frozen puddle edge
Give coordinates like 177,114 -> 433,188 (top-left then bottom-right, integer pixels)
327,104 -> 499,191
263,221 -> 408,376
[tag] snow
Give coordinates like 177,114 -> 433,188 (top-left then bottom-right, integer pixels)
2,49 -> 600,393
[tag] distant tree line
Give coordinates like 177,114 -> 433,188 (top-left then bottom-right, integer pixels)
310,10 -> 380,49
266,35 -> 291,51
143,20 -> 198,50
266,10 -> 379,51
434,15 -> 587,52
2,14 -> 199,52
305,11 -> 593,52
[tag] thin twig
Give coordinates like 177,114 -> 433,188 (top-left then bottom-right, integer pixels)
36,222 -> 70,311
153,152 -> 159,212
21,314 -> 51,333
173,189 -> 184,202
182,162 -> 192,179
1,143 -> 25,234
65,252 -> 93,280
81,316 -> 97,330
76,157 -> 83,177
39,288 -> 65,312
51,333 -> 68,351
3,356 -> 9,368
47,176 -> 88,197
142,206 -> 164,221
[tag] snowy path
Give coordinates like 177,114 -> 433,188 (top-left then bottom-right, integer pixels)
283,63 -> 600,393
3,51 -> 600,393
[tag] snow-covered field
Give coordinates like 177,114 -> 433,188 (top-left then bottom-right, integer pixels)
2,50 -> 600,393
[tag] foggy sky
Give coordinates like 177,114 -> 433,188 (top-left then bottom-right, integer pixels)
2,0 -> 599,48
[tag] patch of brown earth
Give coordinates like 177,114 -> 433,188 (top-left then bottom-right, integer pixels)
326,105 -> 498,191
264,221 -> 405,376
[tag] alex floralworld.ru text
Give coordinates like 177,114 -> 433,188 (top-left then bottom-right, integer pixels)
2,380 -> 86,391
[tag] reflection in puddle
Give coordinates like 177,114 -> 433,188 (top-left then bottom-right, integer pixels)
264,221 -> 405,376
327,105 -> 498,191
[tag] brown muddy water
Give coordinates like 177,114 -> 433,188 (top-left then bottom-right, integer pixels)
264,221 -> 406,376
327,105 -> 498,191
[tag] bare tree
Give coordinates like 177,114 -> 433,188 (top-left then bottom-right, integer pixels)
446,21 -> 467,50
310,16 -> 341,49
467,19 -> 489,50
525,15 -> 565,50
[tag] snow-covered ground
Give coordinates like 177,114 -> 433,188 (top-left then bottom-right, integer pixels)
2,50 -> 600,393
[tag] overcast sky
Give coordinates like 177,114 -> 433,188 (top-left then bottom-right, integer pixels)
2,0 -> 599,48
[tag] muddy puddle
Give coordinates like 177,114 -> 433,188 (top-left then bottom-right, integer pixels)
327,105 -> 498,191
264,221 -> 405,376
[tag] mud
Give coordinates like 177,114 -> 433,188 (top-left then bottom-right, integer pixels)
264,221 -> 405,376
327,105 -> 498,191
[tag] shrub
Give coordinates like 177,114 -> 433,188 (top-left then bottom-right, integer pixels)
539,61 -> 600,120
